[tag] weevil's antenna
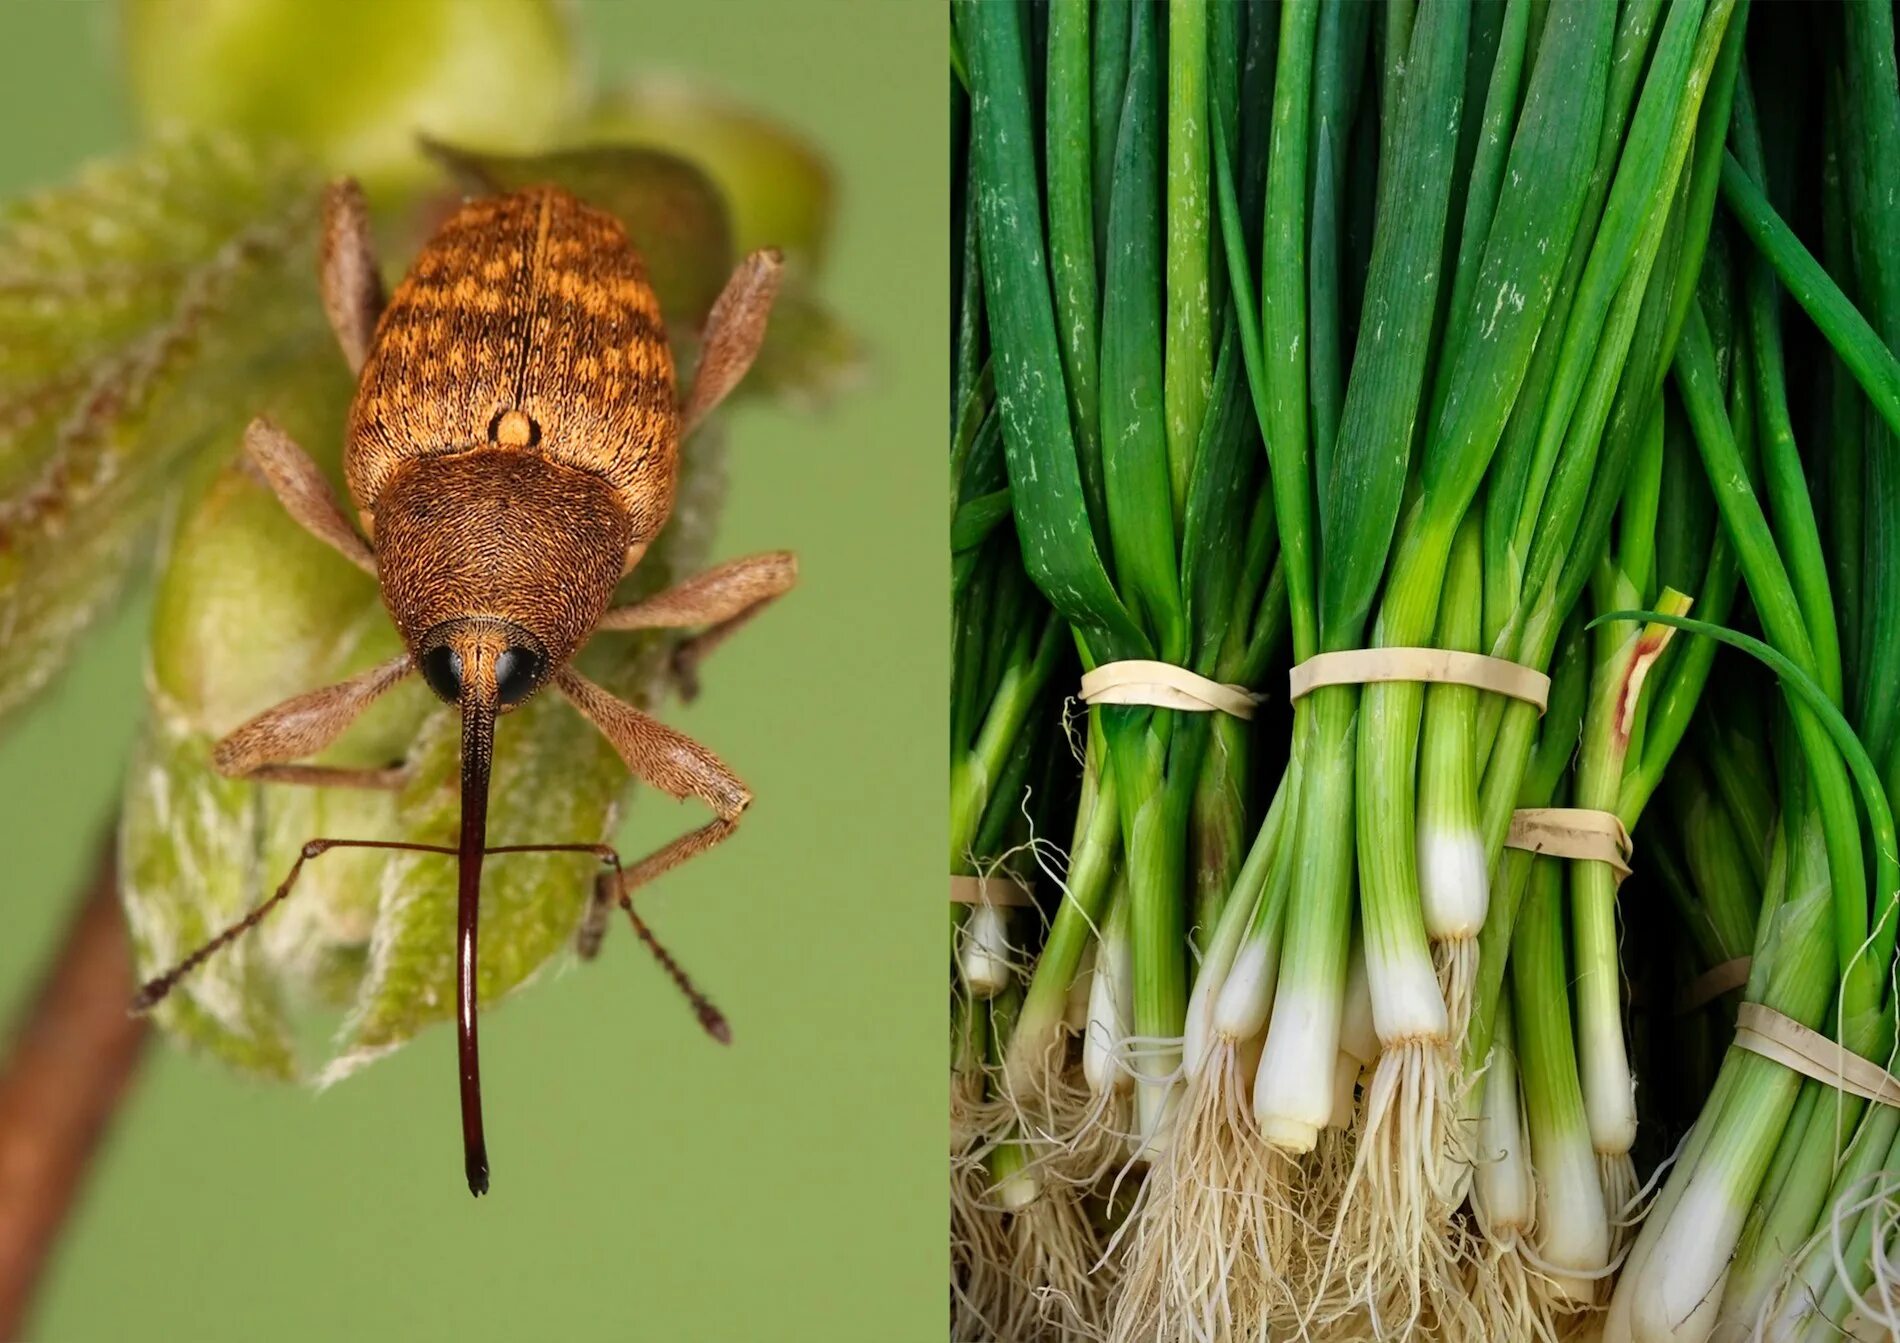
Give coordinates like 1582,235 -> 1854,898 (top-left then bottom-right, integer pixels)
614,883 -> 732,1045
132,837 -> 460,1011
456,675 -> 500,1199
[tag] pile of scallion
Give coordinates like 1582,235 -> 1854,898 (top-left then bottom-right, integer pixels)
950,1 -> 1900,1339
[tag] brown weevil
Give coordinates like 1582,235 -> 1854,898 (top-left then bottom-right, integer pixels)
133,180 -> 795,1196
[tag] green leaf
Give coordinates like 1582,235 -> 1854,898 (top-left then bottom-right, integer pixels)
0,133 -> 324,734
424,139 -> 735,331
748,279 -> 866,408
956,0 -> 1147,663
1098,0 -> 1184,662
120,715 -> 297,1080
1317,0 -> 1466,649
950,489 -> 1012,555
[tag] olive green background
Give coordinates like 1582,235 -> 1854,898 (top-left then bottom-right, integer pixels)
0,4 -> 941,1340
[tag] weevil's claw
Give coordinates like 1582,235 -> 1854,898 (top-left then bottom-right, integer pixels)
574,872 -> 615,961
466,1144 -> 490,1198
669,646 -> 703,704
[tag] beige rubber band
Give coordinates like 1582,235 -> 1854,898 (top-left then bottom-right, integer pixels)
1079,660 -> 1262,719
1504,808 -> 1633,879
949,874 -> 1036,909
1674,957 -> 1752,1014
1287,648 -> 1550,712
1733,1002 -> 1900,1107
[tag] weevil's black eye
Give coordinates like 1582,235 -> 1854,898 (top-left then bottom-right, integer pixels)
494,646 -> 544,706
422,646 -> 463,703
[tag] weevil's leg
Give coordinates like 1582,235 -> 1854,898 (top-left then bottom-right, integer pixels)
554,666 -> 752,901
680,248 -> 784,439
480,842 -> 729,1042
131,837 -> 455,1010
599,552 -> 797,632
320,177 -> 385,375
212,653 -> 413,788
238,763 -> 407,789
598,550 -> 797,701
242,417 -> 377,576
575,858 -> 618,961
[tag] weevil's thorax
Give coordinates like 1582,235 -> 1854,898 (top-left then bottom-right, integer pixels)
343,187 -> 683,546
373,450 -> 634,673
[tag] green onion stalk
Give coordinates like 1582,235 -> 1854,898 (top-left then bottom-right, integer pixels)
1183,0 -> 1281,964
970,6 -> 1300,1336
1470,338 -> 1728,1322
978,0 -> 1127,1149
1569,345 -> 1737,1217
1352,0 -> 1741,1324
1000,718 -> 1121,1106
1606,57 -> 1900,1322
1454,63 -> 1748,1331
1603,28 -> 1900,1322
1603,615 -> 1892,1342
1318,1 -> 1637,1325
963,0 -> 1279,1167
949,260 -> 1071,1005
1513,846 -> 1610,1307
1458,614 -> 1590,1338
1415,0 -> 1549,1038
1767,19 -> 1900,1334
962,7 -> 1295,1328
1628,24 -> 1900,1338
951,84 -> 1108,1338
1562,224 -> 1759,1229
1453,0 -> 1744,1232
1099,9 -> 1300,1333
1209,0 -> 1625,1326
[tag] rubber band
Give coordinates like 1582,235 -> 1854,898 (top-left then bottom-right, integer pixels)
1673,957 -> 1752,1014
1733,1002 -> 1900,1107
1505,807 -> 1633,879
1079,660 -> 1262,719
949,874 -> 1036,909
1287,647 -> 1550,712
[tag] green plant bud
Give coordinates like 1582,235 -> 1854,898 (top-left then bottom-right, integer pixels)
0,134 -> 322,733
122,0 -> 579,193
578,84 -> 836,268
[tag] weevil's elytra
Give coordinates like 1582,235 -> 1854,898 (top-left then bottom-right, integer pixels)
349,187 -> 680,550
134,177 -> 796,1198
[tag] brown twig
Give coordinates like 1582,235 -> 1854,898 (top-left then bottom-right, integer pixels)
0,841 -> 148,1341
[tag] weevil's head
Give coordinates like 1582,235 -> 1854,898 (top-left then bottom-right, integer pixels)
414,616 -> 548,713
372,447 -> 637,707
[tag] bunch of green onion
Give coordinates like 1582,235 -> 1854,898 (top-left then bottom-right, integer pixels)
950,3 -> 1900,1340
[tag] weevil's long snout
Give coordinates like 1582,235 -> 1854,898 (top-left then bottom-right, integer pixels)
439,624 -> 513,1197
